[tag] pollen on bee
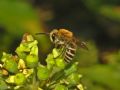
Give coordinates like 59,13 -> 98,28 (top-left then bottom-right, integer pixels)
58,29 -> 73,38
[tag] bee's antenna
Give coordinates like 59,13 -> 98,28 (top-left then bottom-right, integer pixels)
35,33 -> 49,35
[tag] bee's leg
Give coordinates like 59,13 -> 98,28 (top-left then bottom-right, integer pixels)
54,41 -> 65,57
54,51 -> 66,60
53,46 -> 65,59
53,42 -> 69,59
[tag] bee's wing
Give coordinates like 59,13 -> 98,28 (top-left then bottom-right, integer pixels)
79,41 -> 88,50
76,38 -> 88,51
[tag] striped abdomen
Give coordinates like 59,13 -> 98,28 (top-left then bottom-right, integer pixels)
64,42 -> 77,63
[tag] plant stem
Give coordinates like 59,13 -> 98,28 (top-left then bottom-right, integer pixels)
32,68 -> 38,90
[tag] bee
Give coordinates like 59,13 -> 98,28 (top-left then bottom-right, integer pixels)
36,29 -> 88,63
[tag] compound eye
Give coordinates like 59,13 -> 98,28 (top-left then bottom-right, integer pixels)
51,34 -> 55,42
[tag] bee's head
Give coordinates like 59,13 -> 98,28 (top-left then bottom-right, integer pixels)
35,29 -> 59,43
50,29 -> 58,43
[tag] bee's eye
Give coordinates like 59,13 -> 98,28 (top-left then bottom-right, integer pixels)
51,34 -> 55,41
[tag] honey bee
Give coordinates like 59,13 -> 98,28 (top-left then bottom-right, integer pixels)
36,29 -> 88,63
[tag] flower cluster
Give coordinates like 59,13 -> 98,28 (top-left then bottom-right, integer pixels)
0,33 -> 84,90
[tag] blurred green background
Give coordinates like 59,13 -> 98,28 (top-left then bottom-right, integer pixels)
0,0 -> 120,90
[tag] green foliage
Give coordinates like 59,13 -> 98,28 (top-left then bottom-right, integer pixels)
83,0 -> 120,21
14,73 -> 26,85
0,0 -> 38,34
0,0 -> 50,58
79,65 -> 120,90
0,33 -> 84,90
75,40 -> 120,90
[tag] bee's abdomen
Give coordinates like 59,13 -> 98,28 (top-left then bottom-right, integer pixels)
64,45 -> 77,63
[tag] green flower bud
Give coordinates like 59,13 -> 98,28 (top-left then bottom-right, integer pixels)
26,34 -> 34,41
22,33 -> 34,42
15,39 -> 38,59
67,73 -> 81,85
77,84 -> 84,90
1,52 -> 12,62
30,45 -> 38,56
25,54 -> 38,68
2,69 -> 9,76
5,75 -> 15,84
56,58 -> 65,69
17,44 -> 30,52
18,59 -> 26,69
14,73 -> 26,85
55,84 -> 68,90
37,65 -> 50,80
4,60 -> 18,73
27,40 -> 38,49
46,54 -> 55,69
52,48 -> 59,58
23,69 -> 34,78
15,46 -> 28,59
